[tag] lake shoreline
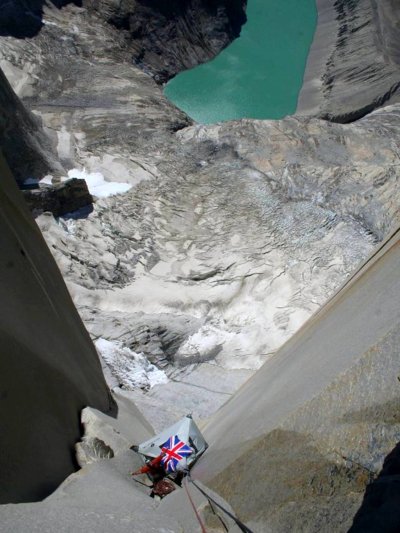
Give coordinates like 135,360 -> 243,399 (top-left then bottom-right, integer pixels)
296,0 -> 338,116
165,0 -> 317,123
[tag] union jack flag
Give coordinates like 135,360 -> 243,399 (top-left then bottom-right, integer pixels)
160,435 -> 193,474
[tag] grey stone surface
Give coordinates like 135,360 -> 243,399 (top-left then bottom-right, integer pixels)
159,478 -> 243,532
83,0 -> 248,83
0,452 -> 181,533
0,66 -> 63,182
298,0 -> 400,122
0,404 -> 243,532
0,154 -> 115,504
124,363 -> 252,432
76,389 -> 155,467
197,227 -> 400,531
80,307 -> 204,368
0,0 -> 400,529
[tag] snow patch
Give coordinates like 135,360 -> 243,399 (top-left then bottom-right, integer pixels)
40,169 -> 132,198
176,325 -> 241,364
95,338 -> 168,391
68,169 -> 132,197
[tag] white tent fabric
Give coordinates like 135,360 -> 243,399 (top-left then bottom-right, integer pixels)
137,415 -> 208,467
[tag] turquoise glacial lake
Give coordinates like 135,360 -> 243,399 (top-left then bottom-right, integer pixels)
164,0 -> 317,123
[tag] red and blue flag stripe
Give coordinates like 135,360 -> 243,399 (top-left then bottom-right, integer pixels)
161,435 -> 192,473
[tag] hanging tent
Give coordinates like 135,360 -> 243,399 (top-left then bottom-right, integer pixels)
137,415 -> 208,470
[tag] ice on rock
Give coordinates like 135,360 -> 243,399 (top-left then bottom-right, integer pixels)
67,169 -> 132,198
95,338 -> 168,390
175,325 -> 227,364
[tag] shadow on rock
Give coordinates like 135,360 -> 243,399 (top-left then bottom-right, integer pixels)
210,429 -> 371,532
339,398 -> 400,426
22,178 -> 93,218
0,1 -> 82,38
349,441 -> 400,532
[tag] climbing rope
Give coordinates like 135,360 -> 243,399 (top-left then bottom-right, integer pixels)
131,477 -> 152,489
208,498 -> 229,532
183,476 -> 208,533
187,472 -> 254,533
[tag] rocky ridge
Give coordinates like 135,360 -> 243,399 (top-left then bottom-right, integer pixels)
22,177 -> 93,217
84,0 -> 248,83
298,0 -> 400,122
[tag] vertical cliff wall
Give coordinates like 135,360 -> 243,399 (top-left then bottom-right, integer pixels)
196,226 -> 400,531
83,0 -> 247,83
0,154 -> 115,504
0,1 -> 83,37
0,66 -> 63,183
1,0 -> 399,526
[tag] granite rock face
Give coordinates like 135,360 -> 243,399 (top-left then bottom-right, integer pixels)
0,399 -> 241,532
0,66 -> 63,182
0,0 -> 400,528
0,154 -> 115,504
298,0 -> 400,122
84,0 -> 248,83
199,227 -> 400,532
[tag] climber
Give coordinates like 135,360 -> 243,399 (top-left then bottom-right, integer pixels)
133,433 -> 194,479
131,453 -> 165,481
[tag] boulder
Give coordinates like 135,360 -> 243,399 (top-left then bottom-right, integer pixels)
22,178 -> 93,217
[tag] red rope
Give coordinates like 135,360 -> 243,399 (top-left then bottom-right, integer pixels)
183,477 -> 208,533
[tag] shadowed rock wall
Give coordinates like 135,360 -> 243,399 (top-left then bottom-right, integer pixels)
0,66 -> 64,183
83,0 -> 247,83
349,441 -> 400,532
0,154 -> 115,504
0,1 -> 82,37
